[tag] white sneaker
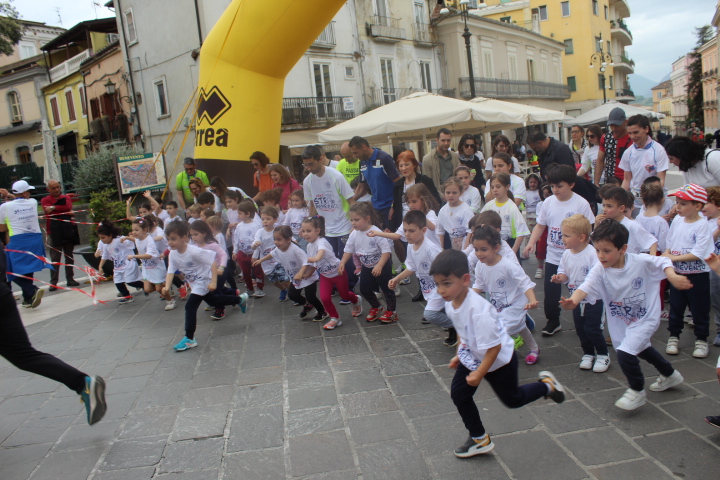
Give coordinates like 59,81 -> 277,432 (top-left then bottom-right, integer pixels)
693,340 -> 709,358
534,268 -> 543,279
351,296 -> 363,317
665,336 -> 679,355
579,355 -> 594,370
253,289 -> 265,298
164,299 -> 177,311
394,286 -> 401,297
593,355 -> 611,373
649,370 -> 684,392
615,388 -> 646,410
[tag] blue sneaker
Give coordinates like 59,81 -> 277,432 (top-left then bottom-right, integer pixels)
239,292 -> 249,314
80,376 -> 107,425
173,336 -> 198,352
339,299 -> 352,305
525,314 -> 535,332
279,289 -> 288,302
714,334 -> 720,347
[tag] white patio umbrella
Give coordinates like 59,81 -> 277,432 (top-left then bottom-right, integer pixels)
564,101 -> 665,127
317,91 -> 526,144
469,97 -> 566,125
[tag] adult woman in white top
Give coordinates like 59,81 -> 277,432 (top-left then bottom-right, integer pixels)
484,135 -> 521,176
578,124 -> 603,182
664,136 -> 720,188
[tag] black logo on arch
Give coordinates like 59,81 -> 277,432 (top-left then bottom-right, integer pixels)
197,86 -> 231,125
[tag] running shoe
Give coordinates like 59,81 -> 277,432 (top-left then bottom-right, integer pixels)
79,376 -> 107,425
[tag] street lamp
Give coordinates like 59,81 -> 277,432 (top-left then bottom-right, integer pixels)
588,33 -> 614,104
438,1 -> 486,98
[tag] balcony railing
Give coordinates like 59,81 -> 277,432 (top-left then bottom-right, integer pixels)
412,22 -> 433,46
312,22 -> 336,49
49,50 -> 92,83
370,88 -> 456,107
704,100 -> 718,109
281,96 -> 355,127
616,88 -> 635,98
458,78 -> 571,99
368,15 -> 406,42
612,54 -> 635,72
610,19 -> 632,39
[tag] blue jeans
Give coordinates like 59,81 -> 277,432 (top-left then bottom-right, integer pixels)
424,308 -> 453,329
668,272 -> 710,341
573,301 -> 608,356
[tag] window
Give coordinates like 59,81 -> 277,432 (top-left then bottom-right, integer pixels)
540,61 -> 548,82
561,1 -> 570,17
313,62 -> 333,117
592,0 -> 599,15
508,54 -> 518,80
500,16 -> 512,23
19,41 -> 36,59
609,76 -> 614,89
604,5 -> 608,19
17,146 -> 31,164
375,0 -> 388,19
153,77 -> 170,118
420,61 -> 432,91
345,66 -> 354,79
595,36 -> 602,53
65,89 -> 76,122
49,96 -> 61,127
606,41 -> 611,55
79,85 -> 87,117
527,59 -> 536,81
598,74 -> 605,90
90,98 -> 101,119
8,91 -> 21,123
482,51 -> 494,78
380,58 -> 395,103
657,92 -> 662,99
124,9 -> 137,44
563,39 -> 574,55
567,76 -> 577,92
538,5 -> 548,21
414,1 -> 426,24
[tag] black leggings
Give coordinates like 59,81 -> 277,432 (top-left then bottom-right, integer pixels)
116,281 -> 144,297
185,291 -> 240,339
617,347 -> 674,392
288,281 -> 325,314
0,283 -> 86,393
359,262 -> 396,311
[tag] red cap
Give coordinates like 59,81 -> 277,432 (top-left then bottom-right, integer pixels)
669,184 -> 707,203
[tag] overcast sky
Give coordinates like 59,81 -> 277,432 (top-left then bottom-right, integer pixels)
16,0 -> 719,84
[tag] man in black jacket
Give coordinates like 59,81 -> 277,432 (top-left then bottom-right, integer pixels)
528,131 -> 575,180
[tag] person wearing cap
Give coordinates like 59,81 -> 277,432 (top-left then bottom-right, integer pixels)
0,180 -> 50,308
41,180 -> 80,291
663,184 -> 714,359
527,131 -> 575,180
175,158 -> 209,210
595,107 -> 632,186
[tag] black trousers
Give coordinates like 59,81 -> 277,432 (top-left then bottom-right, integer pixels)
573,301 -> 608,356
668,272 -> 710,341
116,281 -> 144,297
0,283 -> 86,393
617,347 -> 674,392
185,291 -> 240,339
451,354 -> 547,438
288,281 -> 325,314
13,274 -> 37,303
49,241 -> 75,285
543,262 -> 561,323
359,262 -> 396,311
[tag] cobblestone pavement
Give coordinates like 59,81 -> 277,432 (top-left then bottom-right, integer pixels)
1,257 -> 720,480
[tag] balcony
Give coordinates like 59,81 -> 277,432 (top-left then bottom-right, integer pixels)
703,100 -> 718,109
312,22 -> 336,49
610,19 -> 632,46
458,78 -> 570,100
612,0 -> 630,19
412,22 -> 434,47
370,88 -> 456,107
281,97 -> 355,130
368,16 -> 406,43
49,50 -> 92,83
615,88 -> 635,101
612,54 -> 635,73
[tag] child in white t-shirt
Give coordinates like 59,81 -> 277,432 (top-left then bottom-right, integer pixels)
252,206 -> 290,302
97,220 -> 143,304
637,184 -> 669,254
232,199 -> 264,297
481,172 -> 530,256
257,188 -> 285,226
663,184 -> 714,359
598,187 -> 658,255
561,219 -> 690,411
464,211 -> 520,286
524,174 -> 542,230
552,214 -> 608,372
430,249 -> 565,458
438,177 -> 475,251
283,189 -> 310,251
456,166 -> 482,213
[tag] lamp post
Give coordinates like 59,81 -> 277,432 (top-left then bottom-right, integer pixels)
589,33 -> 613,104
438,1 -> 485,99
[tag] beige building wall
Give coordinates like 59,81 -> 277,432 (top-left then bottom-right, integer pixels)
700,38 -> 718,133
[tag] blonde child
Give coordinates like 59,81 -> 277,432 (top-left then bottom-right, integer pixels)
339,202 -> 397,323
481,172 -> 530,256
251,206 -> 291,302
232,199 -> 264,297
702,186 -> 720,347
456,165 -> 482,213
186,204 -> 202,224
257,188 -> 285,225
283,189 -> 310,251
97,220 -> 143,304
437,177 -> 475,251
484,152 -> 526,206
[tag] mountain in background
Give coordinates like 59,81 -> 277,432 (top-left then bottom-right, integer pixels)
628,74 -> 662,98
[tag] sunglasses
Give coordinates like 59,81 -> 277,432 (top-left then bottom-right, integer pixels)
586,134 -> 596,139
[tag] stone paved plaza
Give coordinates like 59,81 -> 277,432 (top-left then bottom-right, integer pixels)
1,257 -> 720,480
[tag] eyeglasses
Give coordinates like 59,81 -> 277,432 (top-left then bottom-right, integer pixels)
571,130 -> 582,134
463,144 -> 475,149
586,134 -> 596,139
302,163 -> 315,168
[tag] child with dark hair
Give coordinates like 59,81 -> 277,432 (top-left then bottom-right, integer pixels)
561,219 -> 691,410
430,248 -> 564,458
599,187 -> 658,255
165,201 -> 181,223
283,189 -> 309,251
232,199 -> 264,297
257,188 -> 286,225
252,206 -> 290,301
97,220 -> 143,304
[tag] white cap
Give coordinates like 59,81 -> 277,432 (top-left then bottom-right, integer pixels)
12,180 -> 35,194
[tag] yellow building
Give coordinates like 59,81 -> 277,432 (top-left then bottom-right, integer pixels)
699,37 -> 718,134
651,80 -> 673,134
39,19 -> 117,162
478,0 -> 633,115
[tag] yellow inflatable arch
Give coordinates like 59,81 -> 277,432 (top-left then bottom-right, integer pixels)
193,0 -> 346,190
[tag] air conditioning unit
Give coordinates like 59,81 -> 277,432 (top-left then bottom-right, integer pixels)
107,33 -> 119,43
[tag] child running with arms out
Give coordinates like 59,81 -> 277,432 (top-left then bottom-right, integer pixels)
339,202 -> 398,323
481,172 -> 530,256
455,166 -> 482,213
560,219 -> 691,410
551,214 -> 609,372
430,249 -> 565,458
283,189 -> 310,251
438,177 -> 475,251
299,216 -> 362,329
97,220 -> 144,304
232,199 -> 264,297
162,221 -> 247,352
252,206 -> 291,302
471,226 -> 540,364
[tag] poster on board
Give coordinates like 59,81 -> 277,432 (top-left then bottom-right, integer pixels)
116,152 -> 167,195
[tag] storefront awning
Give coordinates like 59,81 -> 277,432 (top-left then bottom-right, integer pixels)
280,129 -> 343,155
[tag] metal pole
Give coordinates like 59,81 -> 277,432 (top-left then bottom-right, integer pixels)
462,11 -> 475,98
601,72 -> 606,104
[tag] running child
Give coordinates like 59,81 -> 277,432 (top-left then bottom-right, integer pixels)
484,152 -> 526,206
463,211 -> 519,286
524,173 -> 542,232
430,249 -> 565,458
162,221 -> 247,352
186,204 -> 202,224
533,183 -> 552,279
456,165 -> 482,213
560,219 -> 690,410
165,201 -> 181,223
339,202 -> 397,323
251,206 -> 290,301
125,198 -> 152,220
471,226 -> 540,365
637,183 -> 670,254
189,220 -> 235,320
551,214 -> 609,372
481,172 -> 530,256
232,199 -> 264,297
437,177 -> 475,251
663,184 -> 713,359
598,187 -> 658,255
206,215 -> 239,296
257,188 -> 285,225
702,186 -> 720,347
283,189 -> 309,251
97,220 -> 143,304
299,216 -> 362,328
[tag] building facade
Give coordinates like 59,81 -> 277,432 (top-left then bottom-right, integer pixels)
670,54 -> 692,136
699,37 -> 718,134
651,80 -> 673,135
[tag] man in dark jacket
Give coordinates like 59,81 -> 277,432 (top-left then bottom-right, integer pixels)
528,131 -> 575,180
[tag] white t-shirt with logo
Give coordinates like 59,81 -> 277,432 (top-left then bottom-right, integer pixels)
306,237 -> 341,278
620,217 -> 658,255
485,174 -> 527,202
666,216 -> 713,274
465,240 -> 519,285
525,190 -> 541,214
639,197 -> 674,218
271,243 -> 318,289
636,213 -> 669,253
151,227 -> 169,254
481,199 -> 530,241
0,198 -> 41,235
473,256 -> 535,335
405,239 -> 443,311
283,207 -> 309,236
303,167 -> 354,237
135,236 -> 166,284
101,237 -> 142,284
344,226 -> 392,268
445,289 -> 515,372
536,193 -> 596,265
460,185 -> 482,213
618,140 -> 669,207
395,210 -> 440,247
233,219 -> 262,255
579,254 -> 671,355
557,244 -> 599,304
168,245 -> 216,296
214,232 -> 227,252
254,227 -> 278,275
437,202 -> 475,249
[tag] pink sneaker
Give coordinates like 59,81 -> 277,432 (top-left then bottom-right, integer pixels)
526,350 -> 539,365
